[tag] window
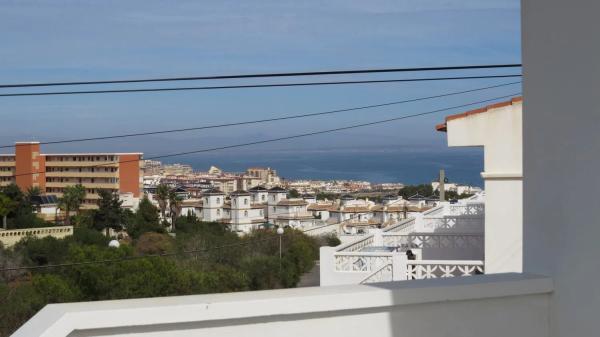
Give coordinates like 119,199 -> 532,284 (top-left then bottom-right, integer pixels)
261,195 -> 265,201
244,198 -> 248,205
217,209 -> 221,215
244,211 -> 248,217
216,197 -> 221,203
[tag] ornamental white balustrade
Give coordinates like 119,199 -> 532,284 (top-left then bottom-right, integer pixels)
336,234 -> 375,252
407,260 -> 484,279
420,216 -> 484,233
0,226 -> 73,248
335,252 -> 393,272
446,203 -> 485,216
360,259 -> 485,284
382,218 -> 416,234
360,263 -> 393,284
381,233 -> 484,251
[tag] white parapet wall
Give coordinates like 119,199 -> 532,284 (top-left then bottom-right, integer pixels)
0,226 -> 73,248
11,273 -> 552,337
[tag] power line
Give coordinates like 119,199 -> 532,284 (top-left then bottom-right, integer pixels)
3,81 -> 521,149
0,64 -> 521,89
0,74 -> 522,97
8,93 -> 521,179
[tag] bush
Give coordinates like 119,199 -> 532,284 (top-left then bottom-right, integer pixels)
134,232 -> 175,255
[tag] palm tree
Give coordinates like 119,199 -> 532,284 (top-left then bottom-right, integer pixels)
155,184 -> 169,223
59,184 -> 86,225
0,194 -> 15,230
25,186 -> 41,201
168,190 -> 183,231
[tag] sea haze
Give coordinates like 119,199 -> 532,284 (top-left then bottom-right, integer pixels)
165,147 -> 484,187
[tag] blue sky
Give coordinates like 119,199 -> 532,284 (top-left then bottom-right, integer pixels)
0,0 -> 521,159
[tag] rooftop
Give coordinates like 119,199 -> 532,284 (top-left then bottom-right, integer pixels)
436,97 -> 523,132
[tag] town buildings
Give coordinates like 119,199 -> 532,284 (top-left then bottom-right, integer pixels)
0,142 -> 142,208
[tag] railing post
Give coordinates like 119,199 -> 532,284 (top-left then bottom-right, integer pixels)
320,246 -> 336,286
392,253 -> 408,281
372,229 -> 383,246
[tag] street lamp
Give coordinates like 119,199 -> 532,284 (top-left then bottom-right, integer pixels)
277,227 -> 284,276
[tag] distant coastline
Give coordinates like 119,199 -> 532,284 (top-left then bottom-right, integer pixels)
162,148 -> 484,187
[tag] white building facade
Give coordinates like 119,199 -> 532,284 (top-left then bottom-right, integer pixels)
437,98 -> 523,273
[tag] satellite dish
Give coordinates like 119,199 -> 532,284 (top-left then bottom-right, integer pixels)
108,240 -> 120,248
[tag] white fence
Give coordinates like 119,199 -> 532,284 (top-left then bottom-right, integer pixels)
381,233 -> 484,250
0,226 -> 73,248
360,259 -> 485,284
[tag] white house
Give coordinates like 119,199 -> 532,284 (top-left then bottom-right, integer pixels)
226,190 -> 265,233
201,188 -> 225,222
436,97 -> 523,274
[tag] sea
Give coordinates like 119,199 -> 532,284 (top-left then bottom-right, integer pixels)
168,147 -> 484,187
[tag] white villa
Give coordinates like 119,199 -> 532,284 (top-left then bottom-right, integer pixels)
177,187 -> 436,235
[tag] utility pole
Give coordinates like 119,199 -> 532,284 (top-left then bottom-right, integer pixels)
277,227 -> 284,277
439,169 -> 446,202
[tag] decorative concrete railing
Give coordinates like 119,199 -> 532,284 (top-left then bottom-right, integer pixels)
335,234 -> 375,252
420,216 -> 484,232
302,222 -> 339,236
334,252 -> 393,272
360,259 -> 485,284
407,260 -> 484,279
0,226 -> 73,248
446,203 -> 485,216
360,263 -> 393,284
381,233 -> 484,250
382,218 -> 415,234
421,205 -> 444,217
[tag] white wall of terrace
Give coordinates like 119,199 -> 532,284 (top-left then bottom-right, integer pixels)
12,273 -> 551,337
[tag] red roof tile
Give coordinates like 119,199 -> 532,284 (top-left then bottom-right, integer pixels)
436,96 -> 522,132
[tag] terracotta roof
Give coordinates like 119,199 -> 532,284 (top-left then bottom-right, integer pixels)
307,204 -> 335,211
202,188 -> 225,196
181,199 -> 203,207
268,186 -> 287,192
436,96 -> 523,132
276,199 -> 308,206
334,206 -> 370,213
230,190 -> 251,196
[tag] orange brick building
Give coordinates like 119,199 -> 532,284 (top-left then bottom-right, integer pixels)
0,142 -> 142,208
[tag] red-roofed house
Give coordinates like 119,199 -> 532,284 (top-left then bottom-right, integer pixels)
437,97 -> 523,274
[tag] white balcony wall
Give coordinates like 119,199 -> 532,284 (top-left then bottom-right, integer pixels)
12,274 -> 551,337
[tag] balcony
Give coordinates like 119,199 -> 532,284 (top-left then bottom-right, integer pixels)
45,160 -> 119,168
45,171 -> 119,178
0,170 -> 14,176
46,182 -> 119,189
0,161 -> 15,167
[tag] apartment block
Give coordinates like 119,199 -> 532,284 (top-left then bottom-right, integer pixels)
0,142 -> 142,208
